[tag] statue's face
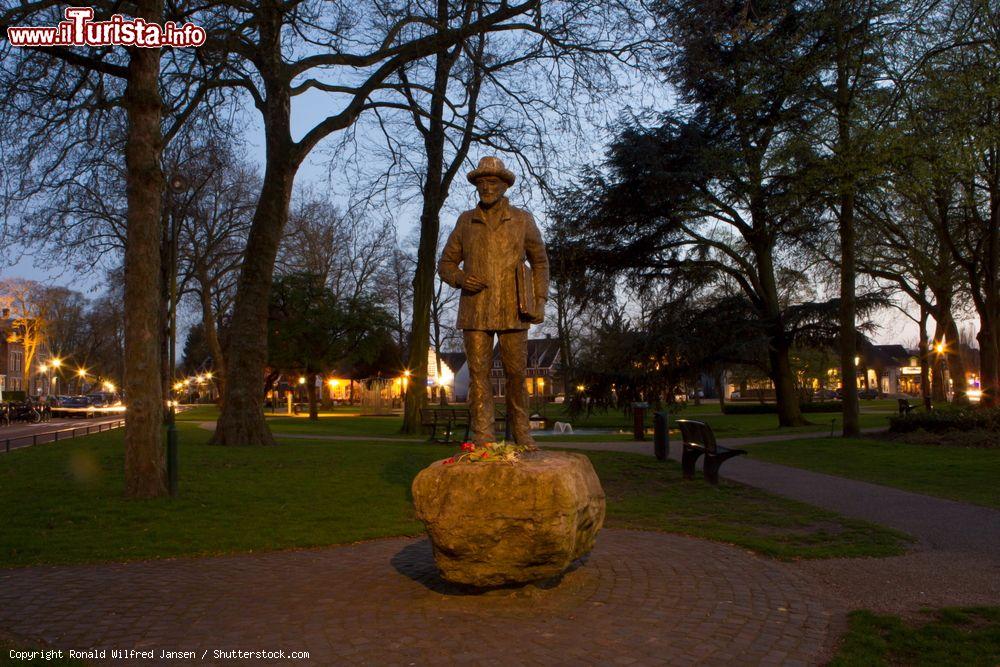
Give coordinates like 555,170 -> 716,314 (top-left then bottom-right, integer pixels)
475,176 -> 508,207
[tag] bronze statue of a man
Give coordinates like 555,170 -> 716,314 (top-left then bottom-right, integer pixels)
439,157 -> 550,447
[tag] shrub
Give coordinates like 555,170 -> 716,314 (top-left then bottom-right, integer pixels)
888,406 -> 1000,433
722,402 -> 843,415
2,391 -> 27,402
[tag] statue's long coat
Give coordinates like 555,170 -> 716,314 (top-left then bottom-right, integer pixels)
438,197 -> 549,331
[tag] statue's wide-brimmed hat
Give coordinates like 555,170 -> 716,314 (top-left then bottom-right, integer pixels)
467,156 -> 515,186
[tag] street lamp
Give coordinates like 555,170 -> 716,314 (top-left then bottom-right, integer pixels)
164,172 -> 191,499
49,357 -> 62,396
76,368 -> 89,394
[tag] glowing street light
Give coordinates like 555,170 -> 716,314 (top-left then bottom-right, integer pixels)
298,376 -> 306,385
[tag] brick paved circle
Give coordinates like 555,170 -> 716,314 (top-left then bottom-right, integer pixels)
0,530 -> 840,665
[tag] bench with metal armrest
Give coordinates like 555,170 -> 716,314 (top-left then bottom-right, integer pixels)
419,408 -> 471,444
675,419 -> 747,485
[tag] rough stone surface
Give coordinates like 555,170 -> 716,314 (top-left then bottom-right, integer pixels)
412,450 -> 605,586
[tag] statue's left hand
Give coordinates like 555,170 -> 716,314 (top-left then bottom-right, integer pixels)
529,302 -> 545,324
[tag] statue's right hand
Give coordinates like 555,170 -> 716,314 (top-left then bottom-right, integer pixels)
462,274 -> 488,293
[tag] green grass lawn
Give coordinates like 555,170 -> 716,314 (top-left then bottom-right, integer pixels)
265,414 -> 420,438
177,401 -> 893,442
745,437 -> 1000,509
0,426 -> 907,567
831,607 -> 1000,666
174,404 -> 220,422
545,402 -> 892,438
589,451 -> 907,559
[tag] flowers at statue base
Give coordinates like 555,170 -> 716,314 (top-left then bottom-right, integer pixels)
441,440 -> 531,464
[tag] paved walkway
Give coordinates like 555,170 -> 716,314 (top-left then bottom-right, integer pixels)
0,530 -> 840,666
228,422 -> 1000,559
541,436 -> 1000,556
541,435 -> 1000,615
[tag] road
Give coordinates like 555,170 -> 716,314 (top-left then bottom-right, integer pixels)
0,415 -> 125,453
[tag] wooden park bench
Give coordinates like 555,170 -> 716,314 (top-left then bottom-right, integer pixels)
675,419 -> 747,485
897,398 -> 916,416
419,408 -> 471,444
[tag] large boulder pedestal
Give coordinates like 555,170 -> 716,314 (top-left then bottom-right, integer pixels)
412,451 -> 606,587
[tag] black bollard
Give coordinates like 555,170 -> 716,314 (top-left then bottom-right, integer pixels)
632,402 -> 648,441
653,411 -> 668,461
167,405 -> 178,497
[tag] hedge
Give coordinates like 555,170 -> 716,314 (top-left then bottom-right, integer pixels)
2,391 -> 27,402
722,402 -> 843,415
888,406 -> 1000,433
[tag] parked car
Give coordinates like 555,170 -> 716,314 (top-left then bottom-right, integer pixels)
834,387 -> 880,400
62,396 -> 96,418
87,392 -> 121,408
813,388 -> 838,400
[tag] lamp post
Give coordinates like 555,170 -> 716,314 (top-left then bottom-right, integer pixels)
49,357 -> 61,397
164,173 -> 191,498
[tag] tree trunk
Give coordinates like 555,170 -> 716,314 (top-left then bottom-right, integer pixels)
401,27 -> 458,433
402,206 -> 442,433
835,18 -> 860,438
919,296 -> 932,410
198,270 -> 226,406
754,240 -> 804,427
944,315 -> 968,405
715,369 -> 726,410
210,1 -> 302,446
123,0 -> 166,498
212,167 -> 294,445
554,283 -> 575,393
770,340 -> 805,427
931,317 -> 947,402
307,371 -> 318,420
979,319 -> 999,408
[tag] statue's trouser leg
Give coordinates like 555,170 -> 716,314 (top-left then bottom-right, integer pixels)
499,329 -> 534,446
463,329 -> 495,444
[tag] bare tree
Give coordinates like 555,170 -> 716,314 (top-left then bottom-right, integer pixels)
278,193 -> 395,303
0,279 -> 51,388
331,1 -> 653,432
0,0 -> 231,496
373,240 -> 415,354
195,0 -> 544,446
172,139 -> 257,403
